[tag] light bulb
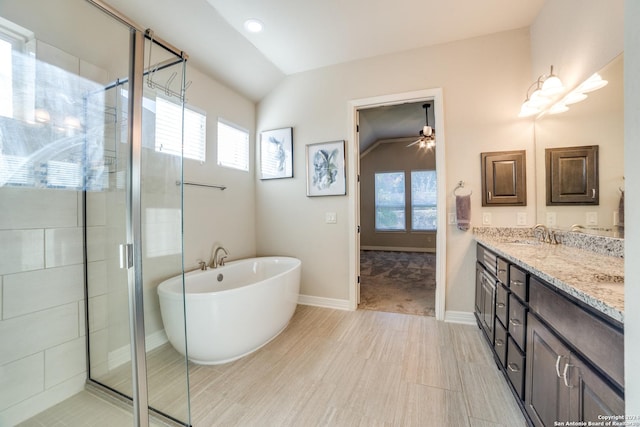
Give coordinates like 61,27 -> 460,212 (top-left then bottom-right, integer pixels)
541,75 -> 564,96
576,73 -> 608,93
244,19 -> 264,33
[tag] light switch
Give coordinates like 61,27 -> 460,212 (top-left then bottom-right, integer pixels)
448,213 -> 456,225
482,212 -> 492,226
586,212 -> 598,226
516,212 -> 527,226
325,212 -> 337,224
613,211 -> 620,226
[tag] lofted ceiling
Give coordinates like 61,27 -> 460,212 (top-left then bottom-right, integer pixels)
102,0 -> 545,102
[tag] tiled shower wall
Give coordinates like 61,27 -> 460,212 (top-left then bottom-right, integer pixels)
0,188 -> 91,425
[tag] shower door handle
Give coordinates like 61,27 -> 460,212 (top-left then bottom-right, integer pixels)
120,243 -> 133,269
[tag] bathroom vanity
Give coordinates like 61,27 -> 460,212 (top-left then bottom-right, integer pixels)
474,229 -> 624,426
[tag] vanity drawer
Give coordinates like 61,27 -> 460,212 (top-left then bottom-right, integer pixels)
477,244 -> 497,276
508,294 -> 527,351
495,283 -> 509,328
528,276 -> 624,389
497,258 -> 509,285
494,320 -> 508,368
509,265 -> 528,302
507,336 -> 525,400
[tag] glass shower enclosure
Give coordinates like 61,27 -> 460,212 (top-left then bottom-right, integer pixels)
0,1 -> 191,425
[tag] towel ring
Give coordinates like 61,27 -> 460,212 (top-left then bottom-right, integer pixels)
453,180 -> 472,196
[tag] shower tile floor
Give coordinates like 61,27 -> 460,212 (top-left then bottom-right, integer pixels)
359,250 -> 436,316
19,305 -> 526,427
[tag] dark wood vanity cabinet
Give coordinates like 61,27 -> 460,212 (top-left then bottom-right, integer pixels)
475,243 -> 624,426
525,277 -> 624,426
481,150 -> 527,206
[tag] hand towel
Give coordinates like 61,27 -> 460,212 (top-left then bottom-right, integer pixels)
456,194 -> 471,231
619,190 -> 624,227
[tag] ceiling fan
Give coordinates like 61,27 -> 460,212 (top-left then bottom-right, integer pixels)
407,103 -> 435,149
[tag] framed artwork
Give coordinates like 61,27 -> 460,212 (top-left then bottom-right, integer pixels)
306,140 -> 346,196
260,127 -> 293,180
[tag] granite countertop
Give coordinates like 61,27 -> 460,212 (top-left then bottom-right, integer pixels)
475,234 -> 624,324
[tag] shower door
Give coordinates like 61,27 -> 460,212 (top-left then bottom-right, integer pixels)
84,19 -> 191,427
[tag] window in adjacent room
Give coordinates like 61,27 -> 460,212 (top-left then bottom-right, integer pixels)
375,171 -> 406,231
217,118 -> 249,171
411,170 -> 437,231
155,97 -> 207,162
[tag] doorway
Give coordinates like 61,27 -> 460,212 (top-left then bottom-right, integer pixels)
347,89 -> 447,320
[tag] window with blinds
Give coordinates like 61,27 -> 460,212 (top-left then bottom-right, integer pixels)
155,97 -> 206,162
217,118 -> 249,172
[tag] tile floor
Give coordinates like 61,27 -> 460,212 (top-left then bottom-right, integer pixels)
19,306 -> 526,427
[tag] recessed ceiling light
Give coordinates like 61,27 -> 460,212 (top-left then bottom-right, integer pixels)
243,19 -> 264,33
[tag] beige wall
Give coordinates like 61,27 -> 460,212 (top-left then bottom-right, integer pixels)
360,138 -> 436,251
256,28 -> 534,310
181,65 -> 257,269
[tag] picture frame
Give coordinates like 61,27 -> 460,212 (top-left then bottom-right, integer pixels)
306,140 -> 346,196
260,127 -> 293,180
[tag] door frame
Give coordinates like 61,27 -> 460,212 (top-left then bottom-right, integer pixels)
347,88 -> 446,320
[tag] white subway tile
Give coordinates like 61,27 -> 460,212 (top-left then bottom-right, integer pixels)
0,188 -> 78,229
88,294 -> 107,332
85,191 -> 107,227
0,353 -> 44,412
0,229 -> 44,275
0,303 -> 78,365
45,227 -> 83,268
86,226 -> 106,262
87,260 -> 107,297
3,265 -> 84,319
44,337 -> 86,388
79,300 -> 86,338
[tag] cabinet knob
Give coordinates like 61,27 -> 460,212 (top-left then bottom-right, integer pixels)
498,269 -> 507,274
592,189 -> 596,199
497,302 -> 506,308
511,280 -> 524,287
495,339 -> 504,347
509,318 -> 522,326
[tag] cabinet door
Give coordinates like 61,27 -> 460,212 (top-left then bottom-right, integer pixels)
525,314 -> 571,427
475,263 -> 483,321
481,150 -> 527,206
546,145 -> 599,205
568,356 -> 624,422
481,273 -> 495,343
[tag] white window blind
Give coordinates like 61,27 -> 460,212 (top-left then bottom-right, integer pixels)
217,118 -> 249,171
155,97 -> 206,162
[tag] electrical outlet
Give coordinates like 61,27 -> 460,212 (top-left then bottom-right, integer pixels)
546,212 -> 557,227
586,212 -> 598,226
448,213 -> 456,225
325,212 -> 337,224
482,212 -> 492,226
516,212 -> 527,226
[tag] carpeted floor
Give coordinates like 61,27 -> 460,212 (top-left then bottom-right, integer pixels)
358,250 -> 436,317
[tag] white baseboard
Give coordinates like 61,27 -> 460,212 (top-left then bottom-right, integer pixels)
108,329 -> 168,370
298,294 -> 353,311
444,310 -> 476,325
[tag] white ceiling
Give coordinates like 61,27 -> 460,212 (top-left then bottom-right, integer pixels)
105,0 -> 545,101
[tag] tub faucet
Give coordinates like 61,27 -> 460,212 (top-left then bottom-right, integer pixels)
211,246 -> 229,269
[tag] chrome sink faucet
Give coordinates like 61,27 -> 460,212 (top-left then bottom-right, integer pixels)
210,246 -> 229,269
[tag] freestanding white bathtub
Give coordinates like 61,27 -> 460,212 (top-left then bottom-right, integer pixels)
157,257 -> 301,365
